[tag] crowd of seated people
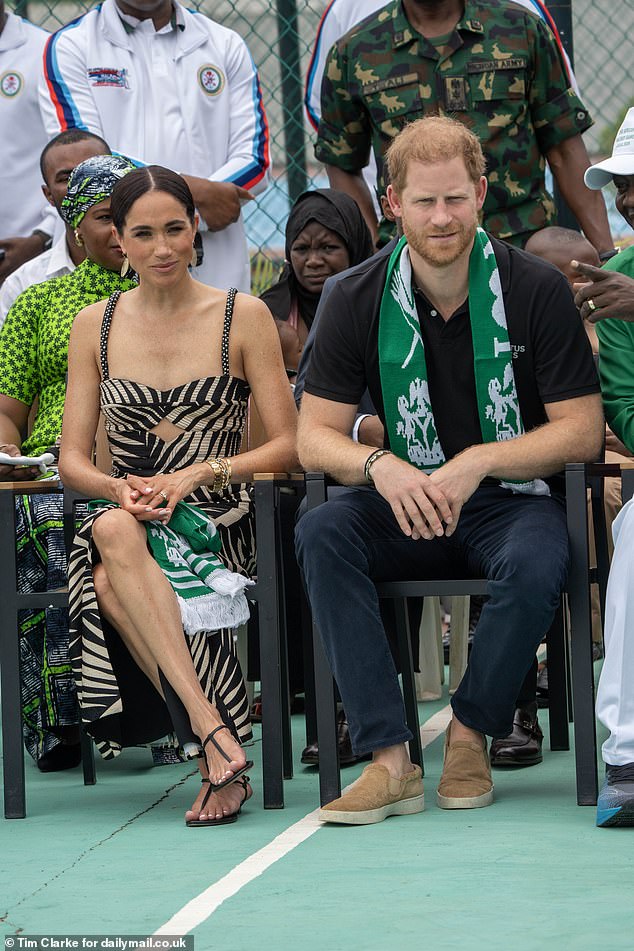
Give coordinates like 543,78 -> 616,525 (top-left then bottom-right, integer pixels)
2,0 -> 634,835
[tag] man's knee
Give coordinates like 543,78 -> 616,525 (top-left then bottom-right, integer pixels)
295,499 -> 361,569
499,543 -> 568,609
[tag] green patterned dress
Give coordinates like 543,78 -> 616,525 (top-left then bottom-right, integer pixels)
0,258 -> 135,761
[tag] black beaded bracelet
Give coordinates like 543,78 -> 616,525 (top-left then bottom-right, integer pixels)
599,249 -> 619,262
364,448 -> 392,484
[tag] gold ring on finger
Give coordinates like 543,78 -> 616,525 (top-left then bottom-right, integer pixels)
587,298 -> 597,313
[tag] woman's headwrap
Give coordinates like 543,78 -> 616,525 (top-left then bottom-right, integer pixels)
60,154 -> 136,228
261,188 -> 374,329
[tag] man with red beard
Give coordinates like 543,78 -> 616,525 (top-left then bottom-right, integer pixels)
296,116 -> 604,825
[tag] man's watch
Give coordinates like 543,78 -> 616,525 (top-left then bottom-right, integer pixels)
599,249 -> 619,262
31,229 -> 53,252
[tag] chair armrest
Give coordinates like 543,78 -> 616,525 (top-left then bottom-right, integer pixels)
251,472 -> 304,484
0,479 -> 62,494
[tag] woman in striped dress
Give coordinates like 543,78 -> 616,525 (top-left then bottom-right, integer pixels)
59,166 -> 298,826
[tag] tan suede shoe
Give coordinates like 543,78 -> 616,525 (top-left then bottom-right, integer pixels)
319,763 -> 424,825
437,721 -> 494,809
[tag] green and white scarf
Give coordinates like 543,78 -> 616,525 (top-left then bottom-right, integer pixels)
378,229 -> 549,496
88,500 -> 254,634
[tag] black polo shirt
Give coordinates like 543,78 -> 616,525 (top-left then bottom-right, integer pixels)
304,234 -> 600,490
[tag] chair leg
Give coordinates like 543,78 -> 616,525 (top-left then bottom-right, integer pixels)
81,730 -> 96,785
393,598 -> 424,773
0,490 -> 25,818
255,479 -> 284,809
435,597 -> 445,686
545,603 -> 569,751
300,588 -> 317,747
312,621 -> 340,807
449,595 -> 469,694
566,465 -> 599,805
274,488 -> 293,781
416,597 -> 442,702
566,621 -> 573,723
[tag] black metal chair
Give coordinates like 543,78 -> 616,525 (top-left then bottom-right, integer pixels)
303,468 -> 607,809
0,474 -> 299,818
0,481 -> 95,819
564,461 -> 634,805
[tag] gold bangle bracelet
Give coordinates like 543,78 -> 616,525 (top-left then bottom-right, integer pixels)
218,456 -> 232,487
204,458 -> 224,493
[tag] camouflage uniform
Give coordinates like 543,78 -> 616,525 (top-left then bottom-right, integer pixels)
315,0 -> 592,245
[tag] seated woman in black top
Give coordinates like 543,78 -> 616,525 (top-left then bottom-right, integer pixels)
261,188 -> 373,374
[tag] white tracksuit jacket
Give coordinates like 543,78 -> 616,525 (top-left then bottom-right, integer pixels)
0,13 -> 56,241
39,0 -> 270,291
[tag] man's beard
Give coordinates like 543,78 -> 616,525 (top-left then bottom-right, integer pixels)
402,213 -> 478,267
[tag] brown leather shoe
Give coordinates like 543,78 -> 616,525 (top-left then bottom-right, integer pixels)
301,709 -> 371,767
437,721 -> 493,809
319,763 -> 424,825
490,703 -> 543,768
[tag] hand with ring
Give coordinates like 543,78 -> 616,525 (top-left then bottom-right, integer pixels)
573,260 -> 634,323
123,469 -> 203,523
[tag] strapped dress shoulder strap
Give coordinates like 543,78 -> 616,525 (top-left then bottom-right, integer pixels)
99,290 -> 122,381
221,287 -> 238,376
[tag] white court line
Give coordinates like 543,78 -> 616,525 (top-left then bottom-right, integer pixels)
154,703 -> 452,938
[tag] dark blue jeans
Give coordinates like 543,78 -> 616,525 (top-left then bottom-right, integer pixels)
295,484 -> 569,756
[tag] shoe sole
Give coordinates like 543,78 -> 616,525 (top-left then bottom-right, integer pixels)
301,753 -> 372,768
318,793 -> 425,825
436,788 -> 494,810
490,754 -> 543,769
597,802 -> 634,827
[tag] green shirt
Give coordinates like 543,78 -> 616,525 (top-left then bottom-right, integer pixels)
596,246 -> 634,452
316,0 -> 592,244
0,258 -> 135,456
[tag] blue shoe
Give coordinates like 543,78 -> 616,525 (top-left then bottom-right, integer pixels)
596,764 -> 634,827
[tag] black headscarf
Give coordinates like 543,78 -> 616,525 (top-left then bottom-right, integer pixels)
261,188 -> 373,329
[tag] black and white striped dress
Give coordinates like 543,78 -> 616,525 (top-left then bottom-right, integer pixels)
67,288 -> 255,759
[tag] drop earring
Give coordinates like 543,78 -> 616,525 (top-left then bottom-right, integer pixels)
120,255 -> 130,278
190,245 -> 198,269
74,229 -> 84,247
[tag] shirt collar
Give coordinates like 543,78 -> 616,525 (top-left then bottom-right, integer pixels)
0,11 -> 26,53
116,3 -> 184,35
73,257 -> 137,296
409,232 -> 512,304
47,236 -> 76,279
390,0 -> 486,49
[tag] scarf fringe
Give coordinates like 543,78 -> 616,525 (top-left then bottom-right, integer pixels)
177,589 -> 252,636
207,567 -> 254,597
500,479 -> 550,496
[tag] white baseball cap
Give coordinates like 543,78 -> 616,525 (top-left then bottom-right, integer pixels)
585,107 -> 634,190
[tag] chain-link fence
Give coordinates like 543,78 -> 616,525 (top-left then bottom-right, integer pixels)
6,0 -> 633,290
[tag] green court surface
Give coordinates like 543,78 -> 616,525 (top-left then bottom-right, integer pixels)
2,688 -> 632,951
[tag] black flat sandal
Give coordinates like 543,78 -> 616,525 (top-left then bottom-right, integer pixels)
203,725 -> 253,792
186,776 -> 250,828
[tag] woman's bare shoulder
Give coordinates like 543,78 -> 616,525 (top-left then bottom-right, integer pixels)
233,291 -> 276,326
71,299 -> 109,340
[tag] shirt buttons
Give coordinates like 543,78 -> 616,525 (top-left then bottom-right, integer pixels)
430,309 -> 438,317
577,111 -> 586,121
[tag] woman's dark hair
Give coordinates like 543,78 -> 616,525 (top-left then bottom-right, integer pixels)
110,165 -> 196,231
